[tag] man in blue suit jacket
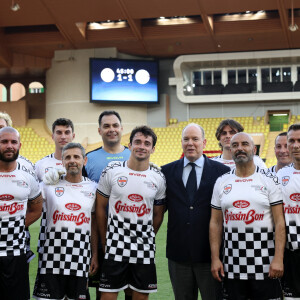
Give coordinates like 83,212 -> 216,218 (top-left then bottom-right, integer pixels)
162,123 -> 230,300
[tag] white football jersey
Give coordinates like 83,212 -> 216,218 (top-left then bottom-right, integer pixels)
211,154 -> 267,170
18,155 -> 34,172
35,153 -> 65,254
0,162 -> 41,256
277,164 -> 300,250
211,167 -> 282,280
98,161 -> 166,264
39,177 -> 97,277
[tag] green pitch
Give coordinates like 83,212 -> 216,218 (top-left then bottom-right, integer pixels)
28,213 -> 180,300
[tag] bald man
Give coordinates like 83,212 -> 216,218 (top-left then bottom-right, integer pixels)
0,127 -> 42,299
210,132 -> 285,299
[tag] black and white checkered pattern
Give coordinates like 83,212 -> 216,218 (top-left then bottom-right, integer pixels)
37,208 -> 47,254
0,216 -> 25,256
39,226 -> 91,277
286,220 -> 300,250
224,226 -> 274,280
105,214 -> 155,264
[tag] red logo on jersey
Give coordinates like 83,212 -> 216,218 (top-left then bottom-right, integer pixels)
233,200 -> 250,209
282,176 -> 290,186
0,194 -> 14,201
290,193 -> 300,202
129,173 -> 146,178
115,201 -> 151,217
0,202 -> 24,214
52,210 -> 90,225
65,203 -> 81,211
55,187 -> 64,197
128,194 -> 143,202
283,202 -> 300,214
223,184 -> 232,194
235,179 -> 253,182
224,209 -> 264,225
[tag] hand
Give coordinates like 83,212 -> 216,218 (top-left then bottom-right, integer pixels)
149,161 -> 161,171
211,258 -> 224,282
269,257 -> 284,278
43,168 -> 66,185
89,255 -> 98,276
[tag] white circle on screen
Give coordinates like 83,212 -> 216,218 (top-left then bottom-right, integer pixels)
100,68 -> 115,82
135,69 -> 150,85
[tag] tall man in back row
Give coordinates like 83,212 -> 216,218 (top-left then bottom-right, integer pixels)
0,127 -> 43,299
162,123 -> 230,300
96,126 -> 166,300
210,132 -> 285,299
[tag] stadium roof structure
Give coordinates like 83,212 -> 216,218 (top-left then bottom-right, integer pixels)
1,0 -> 300,77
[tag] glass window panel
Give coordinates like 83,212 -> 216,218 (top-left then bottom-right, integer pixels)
282,67 -> 291,82
213,71 -> 222,85
193,71 -> 201,86
238,69 -> 246,84
272,68 -> 281,82
203,71 -> 212,85
248,69 -> 257,84
261,68 -> 270,83
228,70 -> 236,84
297,67 -> 300,81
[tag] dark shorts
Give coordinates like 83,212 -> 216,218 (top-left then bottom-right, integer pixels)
0,254 -> 29,300
223,277 -> 283,300
282,248 -> 300,298
99,259 -> 157,293
33,273 -> 88,300
88,249 -> 104,287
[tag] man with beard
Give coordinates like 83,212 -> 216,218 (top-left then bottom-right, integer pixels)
277,124 -> 300,299
33,143 -> 98,300
96,126 -> 166,300
211,119 -> 267,169
268,132 -> 292,174
210,132 -> 285,299
0,127 -> 42,299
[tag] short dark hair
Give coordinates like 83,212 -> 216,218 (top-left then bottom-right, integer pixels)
62,142 -> 86,158
52,118 -> 74,133
215,119 -> 244,141
288,123 -> 300,132
98,111 -> 122,127
275,131 -> 287,143
129,126 -> 157,147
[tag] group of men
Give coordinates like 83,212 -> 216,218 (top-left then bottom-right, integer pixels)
0,110 -> 299,300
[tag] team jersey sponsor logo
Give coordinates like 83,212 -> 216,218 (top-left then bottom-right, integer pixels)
290,193 -> 300,202
293,172 -> 300,174
52,210 -> 90,225
148,284 -> 157,289
65,203 -> 81,211
55,187 -> 64,197
80,191 -> 95,199
117,176 -> 128,187
251,185 -> 267,193
0,174 -> 15,177
128,194 -> 143,202
13,180 -> 29,188
45,167 -> 53,173
233,200 -> 250,209
282,176 -> 290,186
235,179 -> 253,182
56,163 -> 63,165
144,181 -> 158,191
0,194 -> 14,201
283,203 -> 300,214
0,202 -> 24,214
66,184 -> 83,188
129,172 -> 146,178
115,200 -> 151,217
223,184 -> 232,194
224,209 -> 264,225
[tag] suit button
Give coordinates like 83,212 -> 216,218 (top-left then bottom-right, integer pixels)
190,206 -> 194,210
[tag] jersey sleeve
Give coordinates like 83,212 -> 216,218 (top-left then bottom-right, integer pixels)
266,174 -> 283,206
34,160 -> 43,182
154,173 -> 166,206
211,177 -> 222,210
97,165 -> 113,198
254,156 -> 267,169
28,172 -> 42,201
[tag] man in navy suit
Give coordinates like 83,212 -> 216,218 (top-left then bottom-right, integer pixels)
162,123 -> 230,300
